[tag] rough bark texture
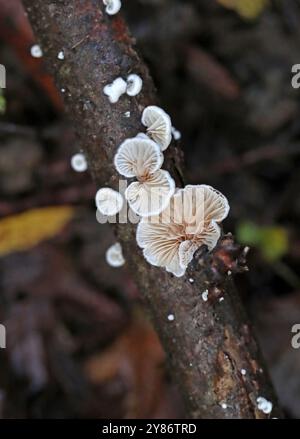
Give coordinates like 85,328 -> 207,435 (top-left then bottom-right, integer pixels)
23,0 -> 282,418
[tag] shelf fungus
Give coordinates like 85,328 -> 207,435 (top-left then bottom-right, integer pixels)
70,153 -> 87,172
103,77 -> 127,103
126,74 -> 143,97
95,188 -> 124,216
106,243 -> 125,267
103,0 -> 122,15
136,185 -> 230,277
114,137 -> 175,216
141,106 -> 172,151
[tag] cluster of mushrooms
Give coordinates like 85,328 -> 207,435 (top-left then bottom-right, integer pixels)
72,0 -> 230,277
95,103 -> 230,277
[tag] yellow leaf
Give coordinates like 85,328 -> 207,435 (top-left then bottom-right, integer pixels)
0,206 -> 74,256
217,0 -> 269,20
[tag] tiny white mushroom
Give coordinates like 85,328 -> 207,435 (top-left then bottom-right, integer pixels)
168,314 -> 175,321
114,137 -> 175,217
189,278 -> 194,284
103,0 -> 122,15
241,369 -> 247,376
95,188 -> 124,216
171,126 -> 182,140
219,297 -> 224,302
103,77 -> 127,104
257,397 -> 273,415
106,243 -> 125,267
30,44 -> 43,58
124,111 -> 131,118
126,74 -> 143,96
58,50 -> 65,60
61,88 -> 66,93
141,105 -> 172,151
202,290 -> 209,302
71,153 -> 88,172
221,403 -> 227,409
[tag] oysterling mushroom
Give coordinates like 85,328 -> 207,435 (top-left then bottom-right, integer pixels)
95,188 -> 124,216
141,106 -> 172,151
136,185 -> 229,277
103,77 -> 127,103
103,0 -> 122,15
71,153 -> 87,172
106,243 -> 125,267
114,136 -> 175,216
126,74 -> 143,97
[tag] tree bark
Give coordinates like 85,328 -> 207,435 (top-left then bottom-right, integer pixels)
23,0 -> 282,419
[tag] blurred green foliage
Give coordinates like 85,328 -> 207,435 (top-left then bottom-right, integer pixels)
0,89 -> 6,114
237,221 -> 289,262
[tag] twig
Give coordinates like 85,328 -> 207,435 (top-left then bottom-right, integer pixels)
22,0 -> 282,418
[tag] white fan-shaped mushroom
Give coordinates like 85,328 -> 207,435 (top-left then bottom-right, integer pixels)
106,243 -> 125,267
30,44 -> 43,58
103,0 -> 122,15
71,153 -> 87,172
141,105 -> 172,151
136,185 -> 229,277
95,188 -> 124,216
114,137 -> 163,178
103,77 -> 127,103
125,169 -> 175,217
126,74 -> 143,96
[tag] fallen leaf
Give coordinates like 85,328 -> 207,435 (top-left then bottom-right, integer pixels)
0,206 -> 74,256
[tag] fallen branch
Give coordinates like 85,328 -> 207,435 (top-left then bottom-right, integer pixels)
23,0 -> 282,418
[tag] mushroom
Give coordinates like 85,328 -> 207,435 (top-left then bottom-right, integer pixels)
141,105 -> 172,151
57,50 -> 65,60
114,137 -> 175,216
126,74 -> 143,96
106,243 -> 125,267
30,44 -> 43,58
103,77 -> 127,103
95,188 -> 124,216
136,185 -> 229,277
103,0 -> 122,15
71,153 -> 88,172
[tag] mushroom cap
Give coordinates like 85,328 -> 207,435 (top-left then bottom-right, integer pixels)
30,44 -> 43,58
103,0 -> 122,15
126,74 -> 143,96
71,153 -> 87,172
114,137 -> 163,178
95,188 -> 124,216
141,106 -> 172,151
125,169 -> 175,217
103,77 -> 127,103
105,243 -> 125,267
136,184 -> 229,277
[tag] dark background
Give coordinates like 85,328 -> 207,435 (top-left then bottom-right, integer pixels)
0,0 -> 300,418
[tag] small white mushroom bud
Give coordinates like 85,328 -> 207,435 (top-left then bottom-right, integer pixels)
141,105 -> 172,151
71,153 -> 88,172
103,77 -> 127,103
95,188 -> 124,216
171,126 -> 182,140
106,243 -> 125,267
103,0 -> 122,15
57,50 -> 65,60
257,397 -> 273,415
126,74 -> 143,97
30,44 -> 43,58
